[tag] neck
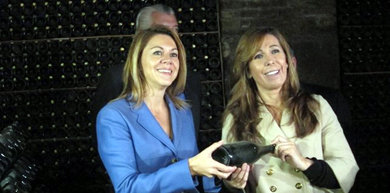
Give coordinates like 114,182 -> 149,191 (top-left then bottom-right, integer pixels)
144,88 -> 167,111
258,89 -> 284,125
258,88 -> 283,108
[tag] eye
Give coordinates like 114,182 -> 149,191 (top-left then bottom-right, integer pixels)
153,50 -> 162,55
271,49 -> 280,54
170,52 -> 178,57
254,53 -> 263,59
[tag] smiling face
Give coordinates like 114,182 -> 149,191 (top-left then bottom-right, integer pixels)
141,34 -> 179,92
248,34 -> 288,93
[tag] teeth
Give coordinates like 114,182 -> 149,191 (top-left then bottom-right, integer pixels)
158,69 -> 172,73
265,70 -> 278,75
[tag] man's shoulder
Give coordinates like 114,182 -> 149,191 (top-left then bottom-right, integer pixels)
102,64 -> 124,78
301,82 -> 346,106
184,70 -> 201,97
186,70 -> 201,85
301,82 -> 338,95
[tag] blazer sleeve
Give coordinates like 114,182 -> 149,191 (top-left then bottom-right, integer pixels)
96,107 -> 199,193
318,95 -> 359,193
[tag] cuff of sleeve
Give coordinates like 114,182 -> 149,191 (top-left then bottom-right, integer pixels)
302,157 -> 321,182
219,180 -> 244,193
175,159 -> 199,189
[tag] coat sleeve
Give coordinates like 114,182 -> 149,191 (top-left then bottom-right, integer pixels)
96,107 -> 199,193
318,95 -> 359,193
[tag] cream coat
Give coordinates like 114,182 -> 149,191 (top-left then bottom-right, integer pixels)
222,95 -> 359,193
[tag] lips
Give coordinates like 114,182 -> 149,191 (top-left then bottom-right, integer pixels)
265,70 -> 279,76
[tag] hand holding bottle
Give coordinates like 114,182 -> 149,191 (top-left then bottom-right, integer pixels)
272,135 -> 313,171
188,141 -> 237,179
223,163 -> 250,189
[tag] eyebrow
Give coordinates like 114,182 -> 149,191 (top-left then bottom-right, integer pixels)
150,46 -> 178,51
150,46 -> 163,50
256,45 -> 280,52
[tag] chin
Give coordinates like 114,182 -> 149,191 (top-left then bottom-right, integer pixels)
162,81 -> 175,87
266,84 -> 284,91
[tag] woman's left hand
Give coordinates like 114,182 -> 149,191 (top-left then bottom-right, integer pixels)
223,163 -> 250,189
272,135 -> 313,171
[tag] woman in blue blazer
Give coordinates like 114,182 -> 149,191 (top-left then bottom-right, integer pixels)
96,26 -> 239,193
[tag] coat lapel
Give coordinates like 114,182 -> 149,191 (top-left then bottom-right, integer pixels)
133,101 -> 177,155
258,106 -> 296,143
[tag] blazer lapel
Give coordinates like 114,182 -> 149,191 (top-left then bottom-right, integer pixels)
134,101 -> 177,155
166,96 -> 182,147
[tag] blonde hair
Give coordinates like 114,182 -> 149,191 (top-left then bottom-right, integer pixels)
224,27 -> 319,142
117,25 -> 187,109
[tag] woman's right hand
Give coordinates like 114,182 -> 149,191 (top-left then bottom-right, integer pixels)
188,141 -> 237,179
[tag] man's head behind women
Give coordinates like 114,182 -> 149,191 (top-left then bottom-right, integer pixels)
136,4 -> 178,32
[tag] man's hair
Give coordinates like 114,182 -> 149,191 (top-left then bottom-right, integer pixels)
135,4 -> 175,31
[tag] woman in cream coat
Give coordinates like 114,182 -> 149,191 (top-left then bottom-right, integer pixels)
221,27 -> 358,193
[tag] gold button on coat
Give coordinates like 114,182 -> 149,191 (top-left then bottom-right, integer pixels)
295,182 -> 303,189
270,185 -> 277,192
171,158 -> 177,163
266,168 -> 274,175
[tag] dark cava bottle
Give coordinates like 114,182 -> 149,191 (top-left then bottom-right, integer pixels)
212,141 -> 276,166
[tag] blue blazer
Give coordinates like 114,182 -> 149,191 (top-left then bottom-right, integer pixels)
96,95 -> 219,193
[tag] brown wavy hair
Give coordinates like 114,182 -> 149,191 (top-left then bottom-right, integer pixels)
117,25 -> 187,109
223,27 -> 320,143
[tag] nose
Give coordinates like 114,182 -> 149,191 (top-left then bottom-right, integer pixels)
264,54 -> 275,66
265,57 -> 274,66
161,54 -> 173,65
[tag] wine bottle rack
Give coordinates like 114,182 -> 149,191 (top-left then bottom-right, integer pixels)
338,26 -> 389,73
0,0 -> 219,41
0,122 -> 39,193
342,74 -> 390,120
337,0 -> 389,192
337,0 -> 390,26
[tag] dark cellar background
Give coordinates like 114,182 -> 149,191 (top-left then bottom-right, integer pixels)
0,0 -> 388,193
